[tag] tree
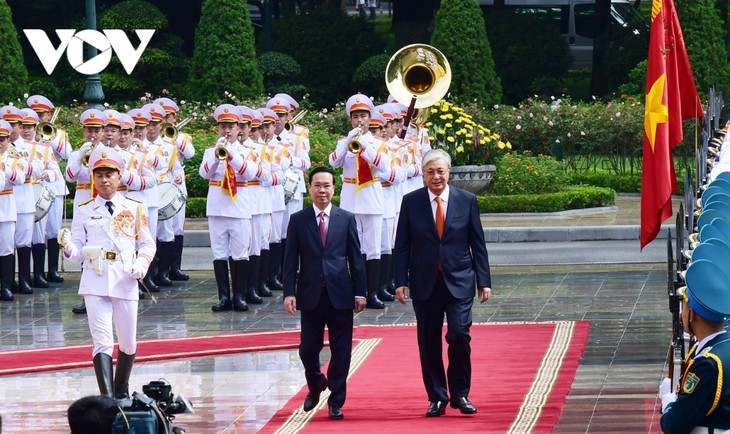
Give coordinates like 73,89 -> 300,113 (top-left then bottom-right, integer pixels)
431,0 -> 501,106
675,0 -> 730,94
392,0 -> 439,48
589,0 -> 611,97
0,0 -> 28,102
188,0 -> 264,101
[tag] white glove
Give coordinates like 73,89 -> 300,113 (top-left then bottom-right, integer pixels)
347,127 -> 363,139
59,228 -> 72,251
659,377 -> 676,413
130,259 -> 148,280
79,142 -> 93,153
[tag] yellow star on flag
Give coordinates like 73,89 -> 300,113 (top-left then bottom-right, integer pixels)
644,72 -> 668,152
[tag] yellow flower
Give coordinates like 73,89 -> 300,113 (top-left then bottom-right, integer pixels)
456,130 -> 463,136
447,136 -> 455,143
466,133 -> 473,139
445,123 -> 452,128
506,141 -> 512,149
425,122 -> 433,127
440,115 -> 448,120
431,108 -> 438,114
456,145 -> 464,153
438,129 -> 445,135
498,142 -> 505,149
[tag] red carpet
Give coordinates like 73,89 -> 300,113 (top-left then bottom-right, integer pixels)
0,330 -> 302,376
261,321 -> 589,434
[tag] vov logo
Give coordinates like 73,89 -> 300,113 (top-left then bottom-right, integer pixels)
23,29 -> 155,75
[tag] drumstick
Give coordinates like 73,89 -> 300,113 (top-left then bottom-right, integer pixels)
61,186 -> 67,273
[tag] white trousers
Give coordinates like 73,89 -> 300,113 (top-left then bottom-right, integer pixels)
147,207 -> 159,241
250,214 -> 268,256
270,210 -> 283,243
85,295 -> 138,357
15,213 -> 33,248
282,197 -> 303,239
355,213 -> 382,260
32,214 -> 48,245
172,203 -> 186,236
208,216 -> 251,261
380,216 -> 394,254
46,195 -> 64,239
157,216 -> 175,242
0,222 -> 15,256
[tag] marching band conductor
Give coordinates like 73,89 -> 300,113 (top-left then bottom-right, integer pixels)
60,145 -> 156,399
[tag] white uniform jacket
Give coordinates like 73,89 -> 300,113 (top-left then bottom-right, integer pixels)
65,194 -> 156,300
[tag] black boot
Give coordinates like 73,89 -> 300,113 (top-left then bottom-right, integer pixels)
0,255 -> 14,301
142,256 -> 160,293
279,238 -> 286,284
16,247 -> 33,294
232,260 -> 250,311
211,259 -> 232,312
378,254 -> 395,301
366,259 -> 384,309
246,255 -> 263,304
46,238 -> 64,283
93,353 -> 114,397
114,352 -> 136,400
268,242 -> 284,290
138,287 -> 146,300
169,235 -> 189,281
258,249 -> 272,297
72,299 -> 86,314
31,244 -> 49,288
155,241 -> 173,287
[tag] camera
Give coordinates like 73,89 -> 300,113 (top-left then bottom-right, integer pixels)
113,379 -> 193,434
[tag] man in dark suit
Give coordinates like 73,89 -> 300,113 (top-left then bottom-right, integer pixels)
283,166 -> 367,420
394,149 -> 492,417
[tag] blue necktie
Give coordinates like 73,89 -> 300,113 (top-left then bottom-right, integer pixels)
105,201 -> 114,215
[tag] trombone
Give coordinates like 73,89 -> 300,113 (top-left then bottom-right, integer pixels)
284,110 -> 308,131
161,117 -> 193,144
37,107 -> 62,142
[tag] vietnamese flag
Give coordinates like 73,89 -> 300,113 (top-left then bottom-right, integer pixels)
641,0 -> 703,249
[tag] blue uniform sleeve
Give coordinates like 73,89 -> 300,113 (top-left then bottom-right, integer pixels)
661,355 -> 721,434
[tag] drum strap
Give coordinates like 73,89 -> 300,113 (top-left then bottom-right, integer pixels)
167,146 -> 178,173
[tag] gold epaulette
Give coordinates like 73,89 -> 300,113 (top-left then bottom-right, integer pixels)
78,197 -> 94,207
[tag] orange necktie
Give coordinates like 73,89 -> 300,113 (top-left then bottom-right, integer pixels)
435,197 -> 444,239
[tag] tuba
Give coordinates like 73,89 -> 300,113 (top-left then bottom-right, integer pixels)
386,44 -> 451,139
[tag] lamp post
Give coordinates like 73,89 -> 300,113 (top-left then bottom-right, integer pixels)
83,0 -> 105,111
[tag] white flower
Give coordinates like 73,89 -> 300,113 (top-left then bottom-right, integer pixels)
516,124 -> 522,130
615,112 -> 621,117
495,121 -> 501,125
322,108 -> 328,114
555,139 -> 560,143
580,131 -> 586,136
567,132 -> 572,137
551,95 -> 555,100
494,104 -> 500,109
180,100 -> 186,105
517,116 -> 522,120
592,95 -> 597,100
23,93 -> 28,99
548,121 -> 554,126
529,113 -> 534,118
543,117 -> 548,121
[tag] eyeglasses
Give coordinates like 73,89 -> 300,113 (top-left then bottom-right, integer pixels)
425,169 -> 449,177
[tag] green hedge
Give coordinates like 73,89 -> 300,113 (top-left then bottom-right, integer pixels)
479,185 -> 615,213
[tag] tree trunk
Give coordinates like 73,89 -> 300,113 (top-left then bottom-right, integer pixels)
590,0 -> 611,97
392,0 -> 440,48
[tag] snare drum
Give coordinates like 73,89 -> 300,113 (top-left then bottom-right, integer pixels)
282,168 -> 301,205
158,182 -> 186,221
33,183 -> 55,222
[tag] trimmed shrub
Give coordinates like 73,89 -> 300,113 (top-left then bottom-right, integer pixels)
353,53 -> 391,102
189,0 -> 264,101
257,51 -> 307,100
489,152 -> 572,195
431,0 -> 501,106
479,185 -> 615,213
0,0 -> 28,101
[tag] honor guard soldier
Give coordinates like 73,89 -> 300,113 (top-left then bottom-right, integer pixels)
127,108 -> 162,293
267,96 -> 310,292
141,102 -> 183,288
20,108 -> 63,289
60,145 -> 156,399
260,107 -> 290,297
3,105 -> 43,295
199,104 -> 264,312
28,95 -> 72,284
0,120 -> 27,300
246,109 -> 274,303
328,94 -> 392,309
154,97 -> 195,281
660,253 -> 730,434
237,106 -> 272,304
65,109 -> 106,313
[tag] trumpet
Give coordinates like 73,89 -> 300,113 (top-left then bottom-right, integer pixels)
161,117 -> 193,144
81,142 -> 101,167
4,143 -> 21,159
37,107 -> 62,142
348,124 -> 364,154
214,137 -> 229,160
284,110 -> 308,131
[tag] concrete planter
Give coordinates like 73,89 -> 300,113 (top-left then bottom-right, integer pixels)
449,164 -> 496,194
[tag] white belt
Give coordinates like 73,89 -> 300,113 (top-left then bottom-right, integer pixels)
691,427 -> 730,434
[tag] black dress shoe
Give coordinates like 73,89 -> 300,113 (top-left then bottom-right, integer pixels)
426,400 -> 448,417
303,380 -> 328,412
450,397 -> 477,414
71,301 -> 87,314
328,405 -> 343,419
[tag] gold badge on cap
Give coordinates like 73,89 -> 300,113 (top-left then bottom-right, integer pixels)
101,152 -> 108,159
223,108 -> 229,113
90,113 -> 96,118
